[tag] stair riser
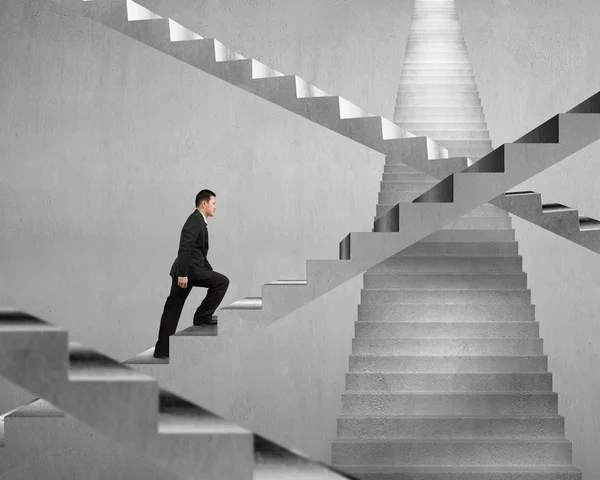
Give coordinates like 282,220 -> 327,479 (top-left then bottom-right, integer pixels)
357,304 -> 535,323
377,191 -> 422,203
382,173 -> 438,181
349,356 -> 547,373
59,381 -> 159,443
336,468 -> 581,480
332,442 -> 571,466
360,290 -> 531,305
422,230 -> 516,242
380,180 -> 439,191
363,273 -> 527,289
398,85 -> 478,92
0,330 -> 69,400
394,130 -> 489,140
345,372 -> 553,392
355,322 -> 539,338
396,114 -> 486,122
337,417 -> 564,440
400,70 -> 473,76
403,55 -> 471,62
398,99 -> 483,108
351,339 -> 542,356
396,241 -> 518,255
369,257 -> 523,274
399,122 -> 488,131
399,78 -> 475,85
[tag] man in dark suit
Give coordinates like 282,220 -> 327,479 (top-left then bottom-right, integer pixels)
153,189 -> 229,359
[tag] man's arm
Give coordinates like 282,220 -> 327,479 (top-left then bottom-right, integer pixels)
176,215 -> 203,281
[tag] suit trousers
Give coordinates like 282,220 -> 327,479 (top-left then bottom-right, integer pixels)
154,269 -> 229,355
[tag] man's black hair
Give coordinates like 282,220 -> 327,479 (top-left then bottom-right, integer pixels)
195,189 -> 216,208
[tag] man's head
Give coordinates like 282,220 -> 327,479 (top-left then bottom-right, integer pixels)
195,189 -> 216,217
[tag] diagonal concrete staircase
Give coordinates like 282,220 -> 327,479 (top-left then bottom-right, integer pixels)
491,191 -> 600,254
41,0 -> 600,374
0,309 -> 362,480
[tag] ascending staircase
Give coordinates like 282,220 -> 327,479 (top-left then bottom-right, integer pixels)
43,0 -> 600,361
332,196 -> 580,478
332,0 -> 582,478
393,0 -> 492,160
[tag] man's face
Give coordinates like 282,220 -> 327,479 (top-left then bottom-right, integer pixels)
203,196 -> 217,217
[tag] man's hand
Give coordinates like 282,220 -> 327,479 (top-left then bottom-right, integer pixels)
178,277 -> 188,288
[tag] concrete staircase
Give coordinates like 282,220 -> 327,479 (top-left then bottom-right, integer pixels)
331,0 -> 582,478
3,0 -> 600,476
0,309 -> 360,480
393,0 -> 492,160
40,0 -> 600,376
331,208 -> 580,479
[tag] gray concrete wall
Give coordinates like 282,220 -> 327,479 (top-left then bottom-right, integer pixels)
1,0 -> 600,477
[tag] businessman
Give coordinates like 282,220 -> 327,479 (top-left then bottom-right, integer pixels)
153,189 -> 229,359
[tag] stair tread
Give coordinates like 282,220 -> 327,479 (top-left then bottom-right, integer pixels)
338,414 -> 563,419
334,438 -> 570,444
340,465 -> 580,472
342,391 -> 555,395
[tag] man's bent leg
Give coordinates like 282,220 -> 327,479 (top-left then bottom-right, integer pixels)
155,276 -> 193,356
191,270 -> 230,324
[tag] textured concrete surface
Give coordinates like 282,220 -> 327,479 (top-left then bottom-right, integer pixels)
1,0 -> 600,478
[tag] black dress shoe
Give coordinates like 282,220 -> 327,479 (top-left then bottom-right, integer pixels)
193,315 -> 217,326
153,351 -> 169,359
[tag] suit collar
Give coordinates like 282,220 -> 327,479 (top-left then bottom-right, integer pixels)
194,209 -> 208,225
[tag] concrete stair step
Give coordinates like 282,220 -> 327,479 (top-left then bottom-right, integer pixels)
357,304 -> 535,323
399,121 -> 488,130
399,77 -> 475,85
421,229 -> 516,242
397,84 -> 478,92
380,178 -> 438,188
340,392 -> 558,416
332,438 -> 571,466
376,191 -> 423,203
409,30 -> 464,34
396,91 -> 479,100
401,129 -> 489,140
345,372 -> 553,392
360,289 -> 531,306
363,272 -> 527,289
337,465 -> 581,480
398,98 -> 483,108
445,146 -> 494,157
397,113 -> 486,123
408,36 -> 465,43
368,255 -> 523,274
442,216 -> 512,230
404,54 -> 470,61
349,355 -> 548,373
376,204 -> 510,220
351,338 -> 543,356
436,138 -> 493,149
382,173 -> 438,181
355,321 -> 539,339
399,240 -> 518,255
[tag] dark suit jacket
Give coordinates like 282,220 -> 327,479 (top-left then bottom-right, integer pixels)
169,210 -> 213,279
